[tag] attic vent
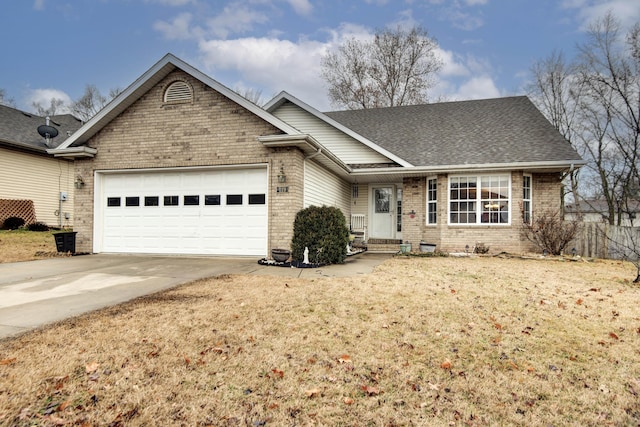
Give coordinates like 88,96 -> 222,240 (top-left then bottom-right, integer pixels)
164,81 -> 193,103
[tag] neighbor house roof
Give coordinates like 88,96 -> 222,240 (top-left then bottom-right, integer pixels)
325,96 -> 584,169
565,199 -> 640,214
0,104 -> 82,155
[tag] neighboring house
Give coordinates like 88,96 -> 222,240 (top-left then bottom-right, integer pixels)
51,54 -> 584,256
0,105 -> 82,227
565,199 -> 640,226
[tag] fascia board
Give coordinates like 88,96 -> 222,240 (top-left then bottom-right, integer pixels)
265,91 -> 414,168
350,159 -> 588,177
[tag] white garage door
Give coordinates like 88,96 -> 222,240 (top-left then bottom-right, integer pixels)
96,167 -> 268,256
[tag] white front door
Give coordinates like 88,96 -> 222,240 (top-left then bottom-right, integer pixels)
371,186 -> 394,238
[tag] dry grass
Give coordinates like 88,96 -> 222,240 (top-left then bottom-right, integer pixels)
0,230 -> 59,263
1,256 -> 640,426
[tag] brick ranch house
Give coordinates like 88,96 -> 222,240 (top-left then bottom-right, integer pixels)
50,53 -> 584,257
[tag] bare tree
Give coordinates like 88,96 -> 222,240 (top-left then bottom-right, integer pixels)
529,13 -> 640,226
70,84 -> 121,122
236,87 -> 264,106
0,88 -> 16,107
576,12 -> 640,225
321,25 -> 443,109
32,98 -> 65,116
527,50 -> 585,209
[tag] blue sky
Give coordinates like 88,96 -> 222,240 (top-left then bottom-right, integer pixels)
2,0 -> 639,113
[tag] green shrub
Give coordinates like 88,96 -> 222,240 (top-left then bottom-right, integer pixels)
291,205 -> 349,264
2,217 -> 26,230
27,221 -> 50,231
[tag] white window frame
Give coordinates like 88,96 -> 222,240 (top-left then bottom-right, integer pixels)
427,177 -> 437,225
523,174 -> 532,225
448,174 -> 512,226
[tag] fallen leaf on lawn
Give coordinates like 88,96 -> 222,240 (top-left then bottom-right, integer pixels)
337,354 -> 351,364
268,403 -> 279,409
343,397 -> 354,405
85,362 -> 99,374
494,323 -> 503,330
450,289 -> 456,294
361,385 -> 380,396
58,401 -> 71,411
576,299 -> 583,305
609,332 -> 619,340
43,414 -> 67,426
0,358 -> 16,365
271,369 -> 284,379
440,360 -> 452,370
305,388 -> 321,398
184,356 -> 191,366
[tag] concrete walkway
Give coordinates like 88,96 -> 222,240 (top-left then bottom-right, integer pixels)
0,252 -> 391,339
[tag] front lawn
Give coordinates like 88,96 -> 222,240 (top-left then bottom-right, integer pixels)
0,230 -> 58,263
1,256 -> 639,426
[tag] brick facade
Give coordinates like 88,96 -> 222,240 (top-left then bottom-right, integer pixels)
74,70 -> 305,254
401,171 -> 562,254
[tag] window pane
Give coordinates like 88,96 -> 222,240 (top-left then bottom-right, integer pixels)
184,195 -> 199,206
249,194 -> 266,205
145,196 -> 159,206
164,196 -> 179,206
107,197 -> 121,207
374,188 -> 391,213
125,197 -> 139,207
227,194 -> 243,205
205,195 -> 221,205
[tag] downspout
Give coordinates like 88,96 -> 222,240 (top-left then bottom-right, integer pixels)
305,147 -> 322,160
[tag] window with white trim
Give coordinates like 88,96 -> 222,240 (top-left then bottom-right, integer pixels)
427,177 -> 437,224
523,174 -> 532,224
449,175 -> 510,224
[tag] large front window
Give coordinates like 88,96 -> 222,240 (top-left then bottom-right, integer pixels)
449,175 -> 510,224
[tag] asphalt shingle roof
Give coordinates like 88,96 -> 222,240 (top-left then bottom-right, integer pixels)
325,96 -> 583,167
0,105 -> 82,153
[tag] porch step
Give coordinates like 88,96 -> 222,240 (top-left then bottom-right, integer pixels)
365,238 -> 403,253
367,238 -> 402,245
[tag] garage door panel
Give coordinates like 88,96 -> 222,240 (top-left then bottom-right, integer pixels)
99,168 -> 268,256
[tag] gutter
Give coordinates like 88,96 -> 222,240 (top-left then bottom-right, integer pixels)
350,159 -> 588,177
258,134 -> 352,174
47,146 -> 98,158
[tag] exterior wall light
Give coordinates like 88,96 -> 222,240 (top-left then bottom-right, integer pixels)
75,176 -> 85,189
277,167 -> 287,183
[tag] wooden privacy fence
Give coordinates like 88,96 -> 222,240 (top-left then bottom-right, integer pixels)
573,222 -> 640,260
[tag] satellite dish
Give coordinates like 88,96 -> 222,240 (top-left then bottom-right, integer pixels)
37,125 -> 58,139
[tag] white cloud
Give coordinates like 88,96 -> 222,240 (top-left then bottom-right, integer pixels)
561,0 -> 640,30
26,89 -> 72,113
453,76 -> 501,100
33,0 -> 45,10
206,4 -> 269,38
436,48 -> 470,77
286,0 -> 313,15
199,36 -> 331,109
464,0 -> 488,5
154,12 -> 198,40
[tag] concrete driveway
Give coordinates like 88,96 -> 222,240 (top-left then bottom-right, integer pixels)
0,252 -> 390,339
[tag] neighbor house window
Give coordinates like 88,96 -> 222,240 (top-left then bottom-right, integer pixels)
449,175 -> 510,225
427,178 -> 437,224
523,174 -> 532,224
